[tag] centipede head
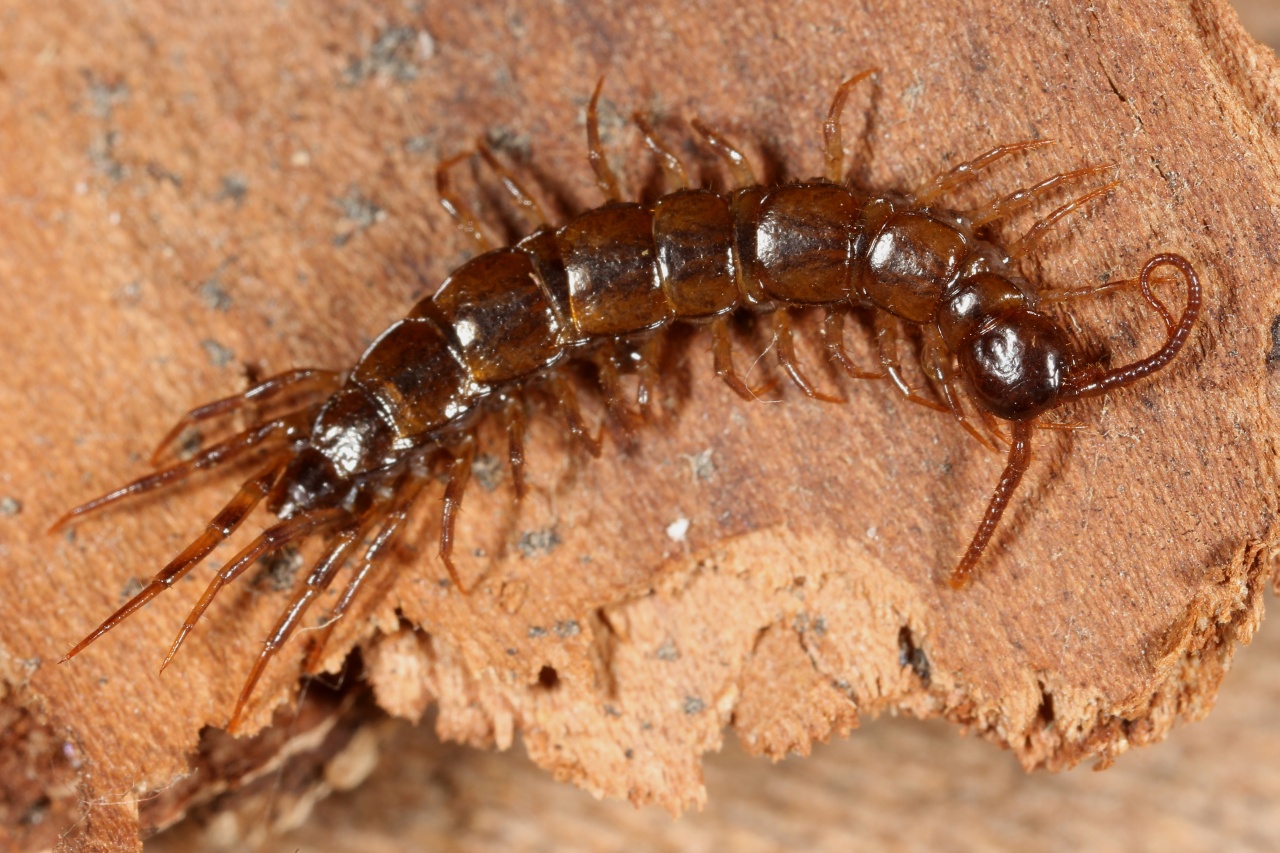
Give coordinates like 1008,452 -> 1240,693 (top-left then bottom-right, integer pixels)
957,309 -> 1073,421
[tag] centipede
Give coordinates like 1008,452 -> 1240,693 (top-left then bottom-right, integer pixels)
53,72 -> 1201,731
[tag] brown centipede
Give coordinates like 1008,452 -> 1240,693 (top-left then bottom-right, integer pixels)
53,72 -> 1201,731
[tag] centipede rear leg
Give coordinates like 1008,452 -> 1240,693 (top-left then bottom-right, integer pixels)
51,409 -> 313,532
228,508 -> 378,730
150,368 -> 342,465
61,454 -> 289,661
160,505 -> 352,671
302,467 -> 433,676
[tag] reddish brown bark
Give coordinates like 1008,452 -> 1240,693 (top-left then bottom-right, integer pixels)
2,0 -> 1279,848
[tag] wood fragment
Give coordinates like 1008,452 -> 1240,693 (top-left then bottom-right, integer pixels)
2,0 -> 1278,848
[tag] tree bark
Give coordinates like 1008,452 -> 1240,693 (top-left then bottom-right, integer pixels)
2,0 -> 1278,849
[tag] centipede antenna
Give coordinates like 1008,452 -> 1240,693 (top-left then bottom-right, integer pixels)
587,77 -> 623,202
824,68 -> 879,183
1065,254 -> 1200,398
950,419 -> 1035,589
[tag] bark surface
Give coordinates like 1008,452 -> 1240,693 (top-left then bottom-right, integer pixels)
2,0 -> 1278,848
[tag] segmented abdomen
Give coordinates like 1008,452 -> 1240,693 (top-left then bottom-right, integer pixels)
320,181 -> 865,474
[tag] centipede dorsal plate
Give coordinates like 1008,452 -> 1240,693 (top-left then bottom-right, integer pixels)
13,1 -> 1280,841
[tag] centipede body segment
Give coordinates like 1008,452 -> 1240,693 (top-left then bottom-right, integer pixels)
54,72 -> 1201,731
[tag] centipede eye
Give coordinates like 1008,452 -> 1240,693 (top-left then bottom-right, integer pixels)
959,310 -> 1070,421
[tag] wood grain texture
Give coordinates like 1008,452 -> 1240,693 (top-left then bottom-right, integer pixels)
1,0 -> 1278,848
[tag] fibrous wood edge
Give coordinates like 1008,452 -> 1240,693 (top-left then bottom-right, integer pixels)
1,0 -> 1279,849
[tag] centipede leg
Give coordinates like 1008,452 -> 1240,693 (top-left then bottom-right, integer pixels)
711,315 -> 771,401
228,511 -> 379,731
547,369 -> 603,457
634,113 -> 689,190
922,326 -> 997,451
1008,179 -> 1122,259
477,142 -> 548,228
774,311 -> 844,403
964,164 -> 1116,230
873,311 -> 947,413
910,139 -> 1055,205
502,395 -> 529,500
151,369 -> 342,465
303,469 -> 432,675
160,506 -> 349,672
436,151 -> 494,251
821,309 -> 885,381
691,119 -> 757,188
1036,268 -> 1185,306
634,334 -> 667,419
595,349 -> 642,441
60,455 -> 288,662
438,435 -> 477,592
823,68 -> 878,183
51,410 -> 312,532
950,419 -> 1035,588
587,77 -> 623,202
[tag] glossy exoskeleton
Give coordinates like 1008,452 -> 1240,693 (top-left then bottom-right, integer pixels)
54,72 -> 1200,729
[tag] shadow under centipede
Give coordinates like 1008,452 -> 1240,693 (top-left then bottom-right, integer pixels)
649,322 -> 699,418
680,134 -> 735,195
753,138 -> 789,185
